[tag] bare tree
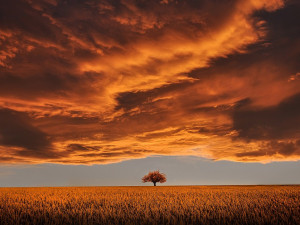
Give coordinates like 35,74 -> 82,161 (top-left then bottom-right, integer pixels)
142,170 -> 166,186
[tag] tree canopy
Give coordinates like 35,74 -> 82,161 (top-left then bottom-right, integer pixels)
142,170 -> 166,186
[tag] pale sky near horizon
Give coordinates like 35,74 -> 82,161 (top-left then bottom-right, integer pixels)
0,156 -> 299,187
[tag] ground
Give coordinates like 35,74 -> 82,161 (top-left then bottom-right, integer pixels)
0,186 -> 299,225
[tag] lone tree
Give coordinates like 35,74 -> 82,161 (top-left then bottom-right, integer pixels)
142,170 -> 166,186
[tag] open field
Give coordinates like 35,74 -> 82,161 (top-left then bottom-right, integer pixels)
0,186 -> 299,225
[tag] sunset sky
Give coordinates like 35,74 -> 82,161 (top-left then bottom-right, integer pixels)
0,0 -> 299,186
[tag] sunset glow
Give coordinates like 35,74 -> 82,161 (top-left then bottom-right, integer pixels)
0,0 -> 299,165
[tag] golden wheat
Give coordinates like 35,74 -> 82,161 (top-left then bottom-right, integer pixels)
0,186 -> 299,225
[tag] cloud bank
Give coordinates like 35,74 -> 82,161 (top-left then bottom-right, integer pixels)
0,0 -> 299,164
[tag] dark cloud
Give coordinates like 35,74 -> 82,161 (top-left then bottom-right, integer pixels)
0,108 -> 53,157
0,0 -> 63,42
0,68 -> 99,100
115,81 -> 192,111
67,144 -> 99,152
233,93 -> 300,141
254,1 -> 300,73
236,140 -> 300,158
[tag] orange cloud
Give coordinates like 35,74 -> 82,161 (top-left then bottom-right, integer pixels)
0,0 -> 299,164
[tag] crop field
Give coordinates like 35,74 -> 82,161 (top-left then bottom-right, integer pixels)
0,186 -> 299,225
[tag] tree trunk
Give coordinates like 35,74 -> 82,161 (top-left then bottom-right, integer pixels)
153,182 -> 156,186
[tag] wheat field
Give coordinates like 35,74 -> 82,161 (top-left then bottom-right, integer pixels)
0,186 -> 299,225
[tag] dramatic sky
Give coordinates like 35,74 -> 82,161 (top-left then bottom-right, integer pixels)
0,0 -> 299,178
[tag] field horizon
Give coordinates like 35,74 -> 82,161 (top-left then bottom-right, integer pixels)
1,184 -> 300,188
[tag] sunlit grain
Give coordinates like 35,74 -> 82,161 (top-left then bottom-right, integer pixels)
0,186 -> 299,224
